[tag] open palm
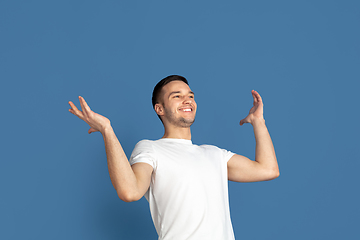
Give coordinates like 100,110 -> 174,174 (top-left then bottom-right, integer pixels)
240,90 -> 264,125
68,96 -> 111,134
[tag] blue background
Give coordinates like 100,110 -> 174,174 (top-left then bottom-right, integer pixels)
1,0 -> 359,239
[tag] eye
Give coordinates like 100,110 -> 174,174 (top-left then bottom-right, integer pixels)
174,95 -> 180,98
189,95 -> 194,98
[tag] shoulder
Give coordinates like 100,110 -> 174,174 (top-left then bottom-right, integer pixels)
199,144 -> 235,162
130,139 -> 158,168
133,139 -> 155,153
134,139 -> 154,147
198,144 -> 226,155
199,144 -> 222,151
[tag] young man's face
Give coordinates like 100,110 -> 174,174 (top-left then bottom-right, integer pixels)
156,80 -> 197,128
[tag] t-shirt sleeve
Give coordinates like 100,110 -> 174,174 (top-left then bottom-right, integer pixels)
202,144 -> 235,163
129,140 -> 156,169
220,148 -> 235,163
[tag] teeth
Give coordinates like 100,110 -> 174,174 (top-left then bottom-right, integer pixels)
182,109 -> 191,112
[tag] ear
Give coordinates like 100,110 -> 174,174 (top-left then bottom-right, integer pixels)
154,103 -> 164,116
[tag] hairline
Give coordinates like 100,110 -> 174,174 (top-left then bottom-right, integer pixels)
152,76 -> 189,109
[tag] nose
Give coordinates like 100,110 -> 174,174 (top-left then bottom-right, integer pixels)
183,96 -> 193,104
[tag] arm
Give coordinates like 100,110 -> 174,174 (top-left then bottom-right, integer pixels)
68,96 -> 152,202
227,90 -> 279,182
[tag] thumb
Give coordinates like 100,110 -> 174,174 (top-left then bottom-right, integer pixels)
88,128 -> 98,134
240,117 -> 249,126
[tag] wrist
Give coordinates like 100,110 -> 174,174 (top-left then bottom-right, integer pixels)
101,123 -> 113,135
251,117 -> 265,126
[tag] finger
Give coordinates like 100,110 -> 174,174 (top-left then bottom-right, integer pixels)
253,90 -> 263,103
79,96 -> 91,110
79,96 -> 91,116
239,118 -> 248,126
68,101 -> 78,111
68,101 -> 84,118
251,90 -> 258,104
68,108 -> 76,115
88,128 -> 98,134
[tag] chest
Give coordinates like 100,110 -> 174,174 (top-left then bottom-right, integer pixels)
152,144 -> 225,189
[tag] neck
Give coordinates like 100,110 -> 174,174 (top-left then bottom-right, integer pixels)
162,126 -> 192,140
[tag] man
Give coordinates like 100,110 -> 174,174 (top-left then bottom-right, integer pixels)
68,75 -> 279,240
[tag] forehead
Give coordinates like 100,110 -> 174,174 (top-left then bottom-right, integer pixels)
162,80 -> 192,94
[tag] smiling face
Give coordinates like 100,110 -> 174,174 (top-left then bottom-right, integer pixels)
155,80 -> 197,128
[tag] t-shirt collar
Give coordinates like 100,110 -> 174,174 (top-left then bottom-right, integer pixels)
159,138 -> 192,144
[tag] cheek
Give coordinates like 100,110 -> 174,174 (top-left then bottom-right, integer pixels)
166,104 -> 179,114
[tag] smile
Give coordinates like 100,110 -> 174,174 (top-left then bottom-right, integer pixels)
179,107 -> 193,112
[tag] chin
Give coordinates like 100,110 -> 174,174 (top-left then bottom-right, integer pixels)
179,118 -> 195,127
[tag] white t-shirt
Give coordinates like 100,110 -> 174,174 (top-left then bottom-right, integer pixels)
130,138 -> 236,240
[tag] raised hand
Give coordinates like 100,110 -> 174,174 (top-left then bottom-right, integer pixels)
68,96 -> 111,134
240,90 -> 264,126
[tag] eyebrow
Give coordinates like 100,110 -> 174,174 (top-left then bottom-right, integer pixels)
169,91 -> 195,97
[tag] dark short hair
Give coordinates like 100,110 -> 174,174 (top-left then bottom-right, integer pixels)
152,75 -> 189,109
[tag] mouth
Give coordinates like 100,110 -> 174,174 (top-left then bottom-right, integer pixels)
179,107 -> 193,112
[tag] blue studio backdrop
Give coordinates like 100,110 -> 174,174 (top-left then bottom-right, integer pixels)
1,1 -> 359,239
